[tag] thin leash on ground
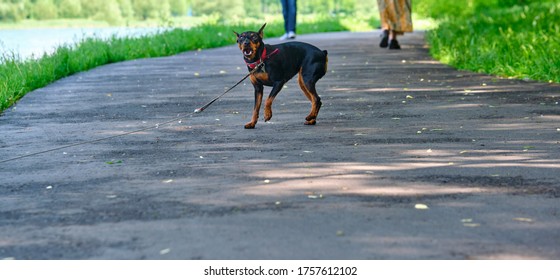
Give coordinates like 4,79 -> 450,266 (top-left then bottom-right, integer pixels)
0,52 -> 278,164
0,111 -> 192,164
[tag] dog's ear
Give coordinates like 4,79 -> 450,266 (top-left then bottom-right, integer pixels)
258,23 -> 267,38
233,30 -> 240,39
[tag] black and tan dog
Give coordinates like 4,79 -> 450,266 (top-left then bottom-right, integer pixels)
234,23 -> 328,129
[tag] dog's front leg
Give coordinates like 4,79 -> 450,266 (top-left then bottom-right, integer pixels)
245,83 -> 264,129
264,81 -> 285,122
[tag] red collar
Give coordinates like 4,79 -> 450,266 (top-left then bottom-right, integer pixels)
245,48 -> 280,70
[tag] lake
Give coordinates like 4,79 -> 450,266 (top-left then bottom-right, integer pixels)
0,27 -> 167,61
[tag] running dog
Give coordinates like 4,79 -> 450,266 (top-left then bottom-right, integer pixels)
234,23 -> 328,129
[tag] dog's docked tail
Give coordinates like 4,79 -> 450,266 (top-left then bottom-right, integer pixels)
323,50 -> 329,73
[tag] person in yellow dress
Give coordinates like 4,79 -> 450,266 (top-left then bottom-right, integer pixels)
377,0 -> 413,49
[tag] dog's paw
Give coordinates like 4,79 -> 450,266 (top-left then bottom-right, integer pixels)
304,119 -> 316,125
264,109 -> 272,122
244,122 -> 256,129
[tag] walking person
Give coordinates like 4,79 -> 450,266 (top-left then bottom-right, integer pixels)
280,0 -> 297,40
378,0 -> 413,49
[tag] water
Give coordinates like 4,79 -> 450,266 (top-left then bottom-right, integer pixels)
0,27 -> 167,61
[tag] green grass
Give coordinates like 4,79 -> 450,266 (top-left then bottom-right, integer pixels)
0,17 -> 358,113
425,1 -> 560,83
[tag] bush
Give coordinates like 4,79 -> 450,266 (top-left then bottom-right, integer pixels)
56,0 -> 82,18
0,2 -> 26,22
31,0 -> 58,20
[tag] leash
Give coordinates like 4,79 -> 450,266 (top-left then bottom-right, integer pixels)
0,48 -> 280,164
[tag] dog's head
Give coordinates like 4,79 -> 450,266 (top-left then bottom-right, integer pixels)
234,23 -> 266,62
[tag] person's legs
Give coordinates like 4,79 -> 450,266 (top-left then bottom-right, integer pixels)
286,0 -> 297,34
389,30 -> 401,49
280,0 -> 296,39
280,0 -> 289,33
380,29 -> 389,48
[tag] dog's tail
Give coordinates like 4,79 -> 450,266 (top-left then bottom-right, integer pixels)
323,50 -> 329,74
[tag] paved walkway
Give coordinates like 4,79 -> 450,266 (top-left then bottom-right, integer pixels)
1,31 -> 559,259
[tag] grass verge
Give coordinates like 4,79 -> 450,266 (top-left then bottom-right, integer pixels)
425,1 -> 560,83
0,17 -> 359,113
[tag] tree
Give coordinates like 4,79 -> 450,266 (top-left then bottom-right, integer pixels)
91,0 -> 124,24
117,0 -> 134,19
31,0 -> 58,20
56,0 -> 82,18
169,0 -> 187,16
190,0 -> 244,21
0,0 -> 27,22
131,0 -> 169,20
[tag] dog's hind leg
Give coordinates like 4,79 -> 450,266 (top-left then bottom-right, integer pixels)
298,70 -> 322,125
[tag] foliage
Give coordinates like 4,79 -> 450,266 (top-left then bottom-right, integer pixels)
421,0 -> 560,82
0,0 -> 380,24
415,0 -> 538,19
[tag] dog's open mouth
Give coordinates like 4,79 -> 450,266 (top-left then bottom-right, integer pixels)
243,48 -> 253,57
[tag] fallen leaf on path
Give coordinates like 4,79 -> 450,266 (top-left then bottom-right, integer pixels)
513,217 -> 534,223
163,179 -> 173,183
336,230 -> 345,236
414,204 -> 429,210
463,223 -> 481,227
406,95 -> 414,99
461,218 -> 480,227
159,248 -> 171,255
523,146 -> 535,151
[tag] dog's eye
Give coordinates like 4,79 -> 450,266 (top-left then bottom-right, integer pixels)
251,34 -> 259,41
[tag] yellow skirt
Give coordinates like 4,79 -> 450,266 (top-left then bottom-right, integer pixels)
377,0 -> 413,34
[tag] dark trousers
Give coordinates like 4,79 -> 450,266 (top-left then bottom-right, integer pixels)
280,0 -> 297,33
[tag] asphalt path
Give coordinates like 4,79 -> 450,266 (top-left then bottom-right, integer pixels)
1,31 -> 559,259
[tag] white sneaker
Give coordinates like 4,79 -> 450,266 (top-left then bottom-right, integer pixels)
280,31 -> 296,40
